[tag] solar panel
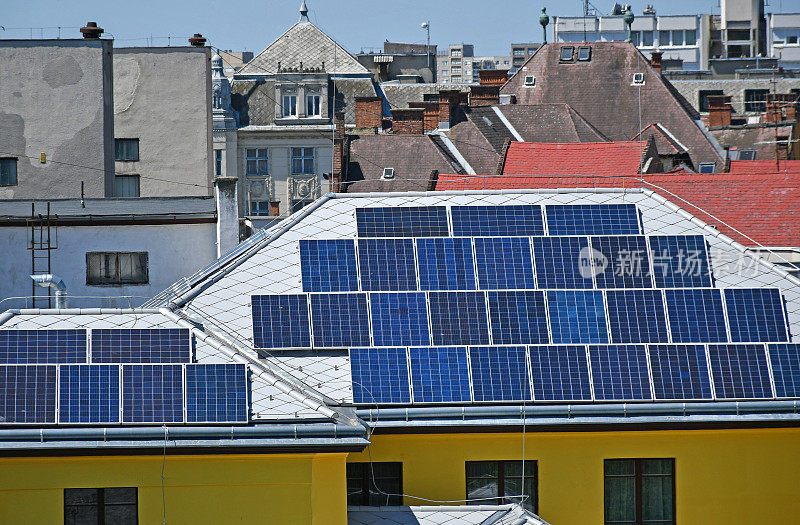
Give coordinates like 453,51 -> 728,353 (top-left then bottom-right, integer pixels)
356,206 -> 449,237
531,236 -> 594,289
529,345 -> 592,401
122,364 -> 184,423
473,237 -> 536,290
299,239 -> 358,292
59,365 -> 120,424
91,328 -> 191,363
369,292 -> 431,347
708,344 -> 773,399
487,291 -> 549,345
350,347 -> 411,404
0,329 -> 86,364
416,237 -> 477,290
591,236 -> 653,288
186,364 -> 248,423
409,347 -> 471,403
768,344 -> 800,398
649,235 -> 712,288
648,345 -> 713,400
309,293 -> 371,348
545,204 -> 640,235
664,289 -> 728,343
252,295 -> 311,349
547,290 -> 609,344
450,205 -> 544,236
0,365 -> 56,423
357,238 -> 417,291
724,288 -> 789,343
588,345 -> 651,400
428,291 -> 490,346
469,346 -> 531,402
606,290 -> 669,344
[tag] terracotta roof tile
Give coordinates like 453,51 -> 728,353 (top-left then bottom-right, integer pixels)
501,141 -> 645,176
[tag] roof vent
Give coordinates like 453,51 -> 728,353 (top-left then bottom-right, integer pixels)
382,168 -> 395,179
631,72 -> 645,86
80,22 -> 104,39
524,75 -> 536,87
189,33 -> 207,47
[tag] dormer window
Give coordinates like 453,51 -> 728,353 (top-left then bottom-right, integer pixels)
524,75 -> 536,87
282,95 -> 298,117
560,46 -> 574,62
577,46 -> 591,61
631,73 -> 645,86
382,167 -> 395,179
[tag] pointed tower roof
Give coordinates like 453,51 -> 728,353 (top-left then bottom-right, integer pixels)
299,0 -> 309,22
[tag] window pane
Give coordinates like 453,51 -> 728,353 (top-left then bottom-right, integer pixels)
65,488 -> 98,505
115,139 -> 139,161
64,505 -> 98,525
0,158 -> 18,186
659,31 -> 670,46
672,30 -> 683,46
104,505 -> 138,525
114,175 -> 140,198
642,31 -> 654,47
118,253 -> 134,281
304,147 -> 314,157
605,459 -> 635,476
504,476 -> 536,511
246,148 -> 258,158
104,487 -> 137,504
605,477 -> 636,522
643,459 -> 673,475
504,461 -> 536,478
246,160 -> 258,175
292,159 -> 304,174
685,29 -> 696,45
102,254 -> 116,281
292,147 -> 301,157
642,476 -> 673,522
466,462 -> 498,503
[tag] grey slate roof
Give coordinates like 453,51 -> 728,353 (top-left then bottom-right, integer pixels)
231,79 -> 276,127
0,197 -> 216,220
380,83 -> 470,109
334,78 -> 379,125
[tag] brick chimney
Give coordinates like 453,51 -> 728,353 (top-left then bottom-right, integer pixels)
391,108 -> 425,134
765,93 -> 796,123
650,51 -> 663,75
355,97 -> 383,129
479,69 -> 508,86
438,90 -> 462,130
707,95 -> 732,127
470,85 -> 500,106
332,111 -> 346,192
408,101 -> 440,133
80,22 -> 104,39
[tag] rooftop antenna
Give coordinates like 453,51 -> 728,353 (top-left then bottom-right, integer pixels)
421,21 -> 431,71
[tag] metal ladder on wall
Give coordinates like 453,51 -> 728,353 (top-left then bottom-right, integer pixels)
27,202 -> 58,308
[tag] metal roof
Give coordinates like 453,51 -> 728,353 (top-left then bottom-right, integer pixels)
0,197 -> 216,220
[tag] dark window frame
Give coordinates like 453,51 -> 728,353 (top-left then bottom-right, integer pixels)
604,458 -> 675,525
214,149 -> 223,176
64,487 -> 138,525
560,46 -> 575,62
114,139 -> 139,162
113,175 -> 140,198
698,89 -> 724,112
86,252 -> 149,286
577,46 -> 592,61
346,462 -> 403,506
465,460 -> 538,513
744,89 -> 769,112
0,157 -> 18,186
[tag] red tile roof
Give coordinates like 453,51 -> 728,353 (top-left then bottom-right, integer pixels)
501,141 -> 645,176
436,172 -> 800,247
729,160 -> 800,174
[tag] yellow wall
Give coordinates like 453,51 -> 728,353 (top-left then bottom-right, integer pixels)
348,428 -> 800,524
0,452 -> 348,525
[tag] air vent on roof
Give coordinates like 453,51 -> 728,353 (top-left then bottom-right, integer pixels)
382,167 -> 395,179
482,116 -> 494,127
632,73 -> 645,86
560,46 -> 574,62
524,75 -> 536,86
577,46 -> 591,61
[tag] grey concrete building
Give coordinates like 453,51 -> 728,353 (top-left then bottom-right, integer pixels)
510,43 -> 540,73
357,42 -> 437,83
769,12 -> 800,68
668,77 -> 800,115
437,44 -> 511,84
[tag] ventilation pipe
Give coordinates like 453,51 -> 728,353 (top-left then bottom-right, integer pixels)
30,274 -> 67,309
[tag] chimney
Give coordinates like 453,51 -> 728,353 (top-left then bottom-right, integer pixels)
409,101 -> 440,133
438,90 -> 461,130
332,111 -> 346,192
189,33 -> 207,47
391,108 -> 425,134
355,97 -> 383,129
650,51 -> 663,75
470,85 -> 500,106
213,176 -> 240,258
707,95 -> 732,127
479,69 -> 509,86
80,22 -> 104,39
765,93 -> 796,122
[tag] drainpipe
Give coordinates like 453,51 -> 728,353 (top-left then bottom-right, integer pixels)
30,274 -> 67,309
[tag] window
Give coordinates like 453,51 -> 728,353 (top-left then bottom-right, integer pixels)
730,149 -> 756,160
577,46 -> 592,61
513,49 -> 525,56
382,167 -> 395,179
744,89 -> 769,112
727,29 -> 750,41
306,94 -> 321,117
249,200 -> 271,216
441,60 -> 448,66
113,175 -> 140,198
347,462 -> 402,506
114,139 -> 139,161
789,36 -> 799,45
245,148 -> 268,176
451,75 -> 461,81
658,30 -> 670,46
466,461 -> 537,512
451,49 -> 462,57
604,459 -> 674,525
214,150 -> 223,177
698,89 -> 724,112
451,66 -> 461,74
86,252 -> 148,286
451,57 -> 461,64
64,487 -> 138,525
290,199 -> 308,214
291,147 -> 314,175
560,46 -> 574,61
699,162 -> 716,173
671,30 -> 684,46
524,75 -> 536,86
685,29 -> 697,45
641,31 -> 654,47
282,94 -> 297,117
0,158 -> 17,186
632,73 -> 645,85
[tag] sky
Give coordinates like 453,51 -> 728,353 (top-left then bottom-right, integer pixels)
0,0 -> 789,57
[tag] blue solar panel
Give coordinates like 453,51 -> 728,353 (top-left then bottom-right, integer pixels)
547,290 -> 609,344
451,205 -> 544,236
252,295 -> 311,349
529,345 -> 592,401
664,289 -> 728,343
708,344 -> 773,399
589,345 -> 651,400
0,329 -> 86,364
356,206 -> 449,237
59,365 -> 120,424
300,239 -> 358,292
357,238 -> 417,291
370,292 -> 431,347
531,237 -> 594,289
91,328 -> 191,363
310,293 -> 371,347
649,235 -> 712,288
546,204 -> 640,235
768,344 -> 800,398
0,365 -> 56,423
606,290 -> 669,344
487,291 -> 549,345
122,364 -> 184,423
474,237 -> 536,290
470,346 -> 531,402
350,348 -> 411,404
416,237 -> 476,290
724,288 -> 788,343
648,345 -> 713,400
409,347 -> 471,403
186,364 -> 248,423
428,291 -> 490,346
591,236 -> 653,288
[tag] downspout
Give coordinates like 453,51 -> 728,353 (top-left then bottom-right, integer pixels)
30,274 -> 67,309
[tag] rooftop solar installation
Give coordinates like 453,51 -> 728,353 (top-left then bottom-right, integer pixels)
350,347 -> 411,404
487,291 -> 549,345
356,206 -> 449,237
59,365 -> 120,424
0,329 -> 86,364
91,328 -> 192,363
0,365 -> 57,423
664,289 -> 728,343
649,235 -> 712,288
122,365 -> 184,423
370,292 -> 431,347
545,204 -> 640,236
529,345 -> 592,401
768,344 -> 800,398
186,364 -> 248,423
252,294 -> 311,349
531,236 -> 594,289
309,293 -> 371,348
589,345 -> 651,400
724,288 -> 789,343
357,238 -> 417,291
409,346 -> 471,403
606,289 -> 669,344
451,205 -> 544,237
416,237 -> 477,290
299,239 -> 358,292
708,344 -> 773,399
474,237 -> 536,290
547,290 -> 609,344
428,291 -> 490,346
591,236 -> 653,289
469,346 -> 532,402
648,345 -> 713,400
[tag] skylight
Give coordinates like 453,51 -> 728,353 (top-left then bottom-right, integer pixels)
560,46 -> 574,62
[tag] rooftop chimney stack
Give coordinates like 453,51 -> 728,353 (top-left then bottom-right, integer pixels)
354,97 -> 383,130
80,22 -> 104,39
707,95 -> 733,127
189,33 -> 207,47
391,108 -> 425,135
650,51 -> 663,75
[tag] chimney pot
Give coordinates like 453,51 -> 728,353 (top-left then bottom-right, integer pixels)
650,51 -> 663,75
189,33 -> 207,47
80,22 -> 104,39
